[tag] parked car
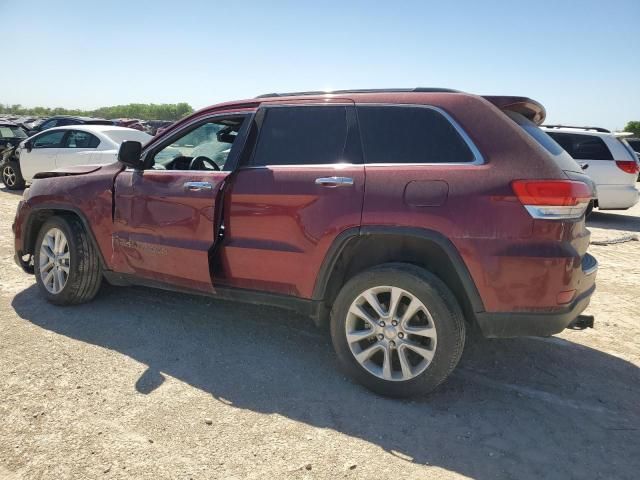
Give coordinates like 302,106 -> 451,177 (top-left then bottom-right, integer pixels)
0,121 -> 28,152
113,118 -> 146,132
1,125 -> 151,189
26,116 -> 114,136
12,88 -> 598,397
541,126 -> 639,210
0,122 -> 29,187
627,138 -> 640,156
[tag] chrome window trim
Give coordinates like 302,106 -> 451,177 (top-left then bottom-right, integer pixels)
355,103 -> 485,166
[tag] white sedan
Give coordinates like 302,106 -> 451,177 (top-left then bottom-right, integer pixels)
14,125 -> 152,184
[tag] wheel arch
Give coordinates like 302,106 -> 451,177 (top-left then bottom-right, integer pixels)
23,205 -> 106,268
313,226 -> 485,327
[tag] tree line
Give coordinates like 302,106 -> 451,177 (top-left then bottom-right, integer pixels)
625,121 -> 640,137
0,102 -> 194,121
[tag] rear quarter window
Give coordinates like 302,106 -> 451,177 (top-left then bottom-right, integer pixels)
546,132 -> 613,161
356,105 -> 475,164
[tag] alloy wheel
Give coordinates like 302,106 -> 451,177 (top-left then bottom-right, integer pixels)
2,165 -> 16,187
39,228 -> 70,294
345,286 -> 438,381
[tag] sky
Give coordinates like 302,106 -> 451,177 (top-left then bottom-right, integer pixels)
1,0 -> 638,130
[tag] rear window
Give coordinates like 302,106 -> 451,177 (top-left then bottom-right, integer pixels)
505,111 -> 582,173
619,138 -> 639,162
0,126 -> 27,138
546,132 -> 613,160
357,106 -> 475,164
627,138 -> 640,152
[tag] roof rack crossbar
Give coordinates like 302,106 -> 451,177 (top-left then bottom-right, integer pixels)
255,87 -> 460,99
542,124 -> 611,133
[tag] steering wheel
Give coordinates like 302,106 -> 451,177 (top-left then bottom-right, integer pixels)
189,156 -> 220,171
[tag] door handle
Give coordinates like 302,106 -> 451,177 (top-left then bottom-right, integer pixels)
315,176 -> 354,187
184,181 -> 213,192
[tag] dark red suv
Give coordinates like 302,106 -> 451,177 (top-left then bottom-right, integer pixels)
12,88 -> 598,396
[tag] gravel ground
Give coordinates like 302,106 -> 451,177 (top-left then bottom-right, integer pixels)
1,183 -> 639,480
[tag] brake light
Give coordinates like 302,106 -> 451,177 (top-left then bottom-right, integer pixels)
615,161 -> 640,175
512,180 -> 591,220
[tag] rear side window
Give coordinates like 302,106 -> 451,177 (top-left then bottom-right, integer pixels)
357,106 -> 474,164
64,130 -> 100,148
546,132 -> 613,160
250,106 -> 348,166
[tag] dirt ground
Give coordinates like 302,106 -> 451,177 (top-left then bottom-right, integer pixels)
0,183 -> 638,480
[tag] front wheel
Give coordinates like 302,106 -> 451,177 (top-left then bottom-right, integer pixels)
34,216 -> 102,305
330,263 -> 466,397
1,161 -> 25,190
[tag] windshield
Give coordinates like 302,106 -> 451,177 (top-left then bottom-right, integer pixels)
505,111 -> 582,172
0,126 -> 27,139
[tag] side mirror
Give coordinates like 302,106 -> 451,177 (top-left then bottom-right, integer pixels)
25,140 -> 33,153
118,141 -> 143,169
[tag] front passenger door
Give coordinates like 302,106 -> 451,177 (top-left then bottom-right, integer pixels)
20,130 -> 66,181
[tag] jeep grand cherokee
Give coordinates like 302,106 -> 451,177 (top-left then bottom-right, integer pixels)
13,88 -> 598,396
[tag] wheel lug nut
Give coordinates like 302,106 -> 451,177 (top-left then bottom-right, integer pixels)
392,320 -> 398,326
389,341 -> 396,348
379,321 -> 385,327
377,334 -> 384,341
398,332 -> 405,339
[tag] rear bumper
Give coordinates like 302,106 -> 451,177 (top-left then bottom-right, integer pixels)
596,184 -> 639,210
476,253 -> 597,338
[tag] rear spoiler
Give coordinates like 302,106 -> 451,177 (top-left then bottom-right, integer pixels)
483,96 -> 546,125
614,131 -> 634,138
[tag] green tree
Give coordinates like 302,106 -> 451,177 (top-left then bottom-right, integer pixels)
0,102 -> 194,121
624,121 -> 640,137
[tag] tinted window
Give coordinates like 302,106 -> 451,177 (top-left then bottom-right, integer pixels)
64,131 -> 100,148
33,130 -> 65,148
625,138 -> 640,153
357,106 -> 474,164
250,106 -> 348,166
546,132 -> 613,160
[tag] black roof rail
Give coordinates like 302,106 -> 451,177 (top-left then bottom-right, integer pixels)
542,124 -> 611,133
255,87 -> 461,99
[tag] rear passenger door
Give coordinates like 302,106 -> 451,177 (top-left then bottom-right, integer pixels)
356,105 -> 482,234
55,130 -> 101,168
218,103 -> 365,298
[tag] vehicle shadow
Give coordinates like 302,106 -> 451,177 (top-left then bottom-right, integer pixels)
588,210 -> 640,233
0,185 -> 24,196
11,284 -> 640,480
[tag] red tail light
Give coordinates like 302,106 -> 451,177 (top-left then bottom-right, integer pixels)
512,180 -> 591,219
615,161 -> 640,175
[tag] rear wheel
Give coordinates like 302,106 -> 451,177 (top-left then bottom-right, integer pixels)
34,216 -> 102,305
1,161 -> 25,190
330,263 -> 465,397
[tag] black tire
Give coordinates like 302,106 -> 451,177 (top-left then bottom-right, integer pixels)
1,161 -> 25,190
585,200 -> 594,218
34,216 -> 102,305
330,263 -> 465,397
